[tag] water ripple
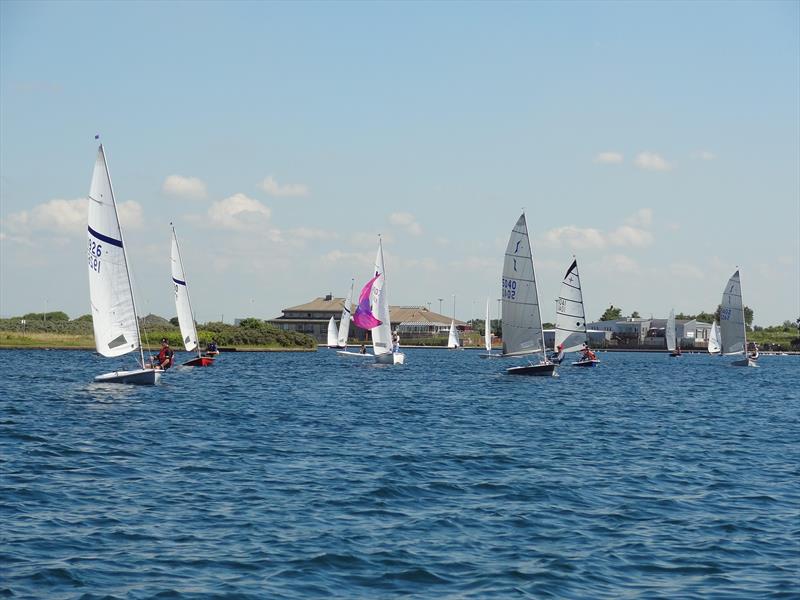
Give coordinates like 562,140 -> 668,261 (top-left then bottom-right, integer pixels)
1,349 -> 798,598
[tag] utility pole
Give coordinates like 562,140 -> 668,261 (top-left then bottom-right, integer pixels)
438,298 -> 443,315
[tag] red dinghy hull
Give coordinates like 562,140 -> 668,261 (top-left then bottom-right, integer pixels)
183,356 -> 215,367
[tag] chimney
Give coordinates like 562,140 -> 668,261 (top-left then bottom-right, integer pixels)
325,293 -> 333,301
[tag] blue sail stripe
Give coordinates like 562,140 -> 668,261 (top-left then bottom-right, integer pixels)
173,277 -> 187,286
88,226 -> 123,248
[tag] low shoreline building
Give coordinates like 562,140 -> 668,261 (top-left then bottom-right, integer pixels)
268,294 -> 467,343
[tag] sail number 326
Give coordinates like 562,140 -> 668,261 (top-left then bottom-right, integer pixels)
88,240 -> 102,273
502,278 -> 517,300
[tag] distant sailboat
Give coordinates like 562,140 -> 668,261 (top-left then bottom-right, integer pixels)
720,270 -> 757,367
447,320 -> 460,349
171,224 -> 214,367
326,316 -> 339,348
87,143 -> 160,385
479,298 -> 497,358
337,279 -> 354,349
501,213 -> 556,376
447,295 -> 461,349
708,321 -> 721,354
666,308 -> 681,357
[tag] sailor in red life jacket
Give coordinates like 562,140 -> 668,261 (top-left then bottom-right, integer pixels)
153,338 -> 174,370
580,343 -> 596,362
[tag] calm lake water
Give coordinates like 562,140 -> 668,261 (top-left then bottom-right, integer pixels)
1,348 -> 798,599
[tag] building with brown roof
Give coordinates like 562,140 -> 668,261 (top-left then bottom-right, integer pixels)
268,294 -> 468,343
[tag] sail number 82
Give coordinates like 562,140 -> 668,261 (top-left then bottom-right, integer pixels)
502,278 -> 517,300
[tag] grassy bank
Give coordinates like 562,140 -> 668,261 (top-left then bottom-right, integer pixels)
0,314 -> 317,351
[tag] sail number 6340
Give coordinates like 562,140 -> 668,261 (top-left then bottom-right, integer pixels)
502,278 -> 517,300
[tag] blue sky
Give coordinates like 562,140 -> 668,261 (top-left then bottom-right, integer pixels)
2,0 -> 798,326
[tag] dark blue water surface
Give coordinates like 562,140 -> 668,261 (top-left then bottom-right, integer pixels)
1,349 -> 798,599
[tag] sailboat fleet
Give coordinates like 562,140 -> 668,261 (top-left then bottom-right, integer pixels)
85,144 -> 763,384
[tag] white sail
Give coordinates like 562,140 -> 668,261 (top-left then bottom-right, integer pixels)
87,144 -> 141,359
501,213 -> 545,357
447,320 -> 460,348
708,321 -> 721,354
327,316 -> 339,347
337,279 -> 354,347
484,298 -> 491,352
666,308 -> 677,352
171,227 -> 199,352
554,259 -> 587,353
720,270 -> 747,355
370,238 -> 392,356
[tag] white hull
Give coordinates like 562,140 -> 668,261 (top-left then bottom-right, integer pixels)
375,352 -> 405,365
731,358 -> 758,367
337,350 -> 373,358
94,368 -> 161,385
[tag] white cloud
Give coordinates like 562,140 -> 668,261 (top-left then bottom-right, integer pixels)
539,225 -> 607,249
389,212 -> 422,236
541,209 -> 654,251
609,225 -> 653,247
593,151 -> 624,164
606,254 -> 640,273
634,152 -> 672,171
162,175 -> 207,199
117,201 -> 144,229
258,176 -> 309,198
208,193 -> 271,230
2,198 -> 142,240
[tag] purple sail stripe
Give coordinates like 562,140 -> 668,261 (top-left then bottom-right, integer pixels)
353,274 -> 382,329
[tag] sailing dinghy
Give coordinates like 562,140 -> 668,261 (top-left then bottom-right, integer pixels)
501,213 -> 556,376
708,321 -> 721,354
720,270 -> 757,367
553,258 -> 599,367
87,143 -> 160,385
447,320 -> 461,349
336,279 -> 372,357
326,316 -> 339,348
666,308 -> 681,357
352,237 -> 405,365
479,298 -> 498,358
171,224 -> 213,367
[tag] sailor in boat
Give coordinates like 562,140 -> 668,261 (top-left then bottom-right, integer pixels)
392,330 -> 400,352
152,338 -> 175,370
749,343 -> 759,361
360,344 -> 367,354
206,339 -> 219,355
579,343 -> 597,363
550,343 -> 565,363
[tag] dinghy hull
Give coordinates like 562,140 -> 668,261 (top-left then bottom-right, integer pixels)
375,352 -> 405,365
731,358 -> 758,367
94,368 -> 161,385
506,363 -> 557,377
572,359 -> 600,367
337,350 -> 373,358
183,356 -> 214,367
